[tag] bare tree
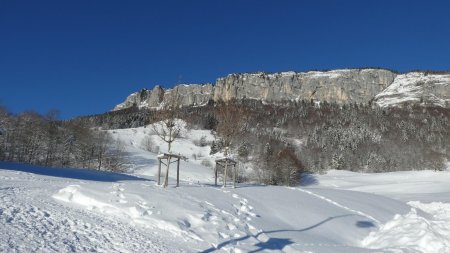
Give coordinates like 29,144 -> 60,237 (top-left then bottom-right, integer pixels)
152,114 -> 183,154
93,130 -> 110,170
152,89 -> 184,153
213,101 -> 248,187
151,91 -> 184,187
104,138 -> 126,172
215,100 -> 242,148
43,110 -> 61,166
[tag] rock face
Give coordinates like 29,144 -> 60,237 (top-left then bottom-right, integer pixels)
214,69 -> 396,104
114,86 -> 165,110
114,84 -> 214,110
113,68 -> 450,110
375,72 -> 450,108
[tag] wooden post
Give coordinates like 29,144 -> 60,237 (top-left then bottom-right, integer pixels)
214,165 -> 218,186
176,158 -> 180,187
224,160 -> 228,188
233,164 -> 236,188
157,158 -> 161,185
164,156 -> 170,188
223,147 -> 229,188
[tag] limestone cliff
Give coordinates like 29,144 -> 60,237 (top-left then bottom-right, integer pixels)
213,69 -> 396,104
114,84 -> 214,110
113,68 -> 450,110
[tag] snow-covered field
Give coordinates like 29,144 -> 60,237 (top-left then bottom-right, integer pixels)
1,125 -> 450,252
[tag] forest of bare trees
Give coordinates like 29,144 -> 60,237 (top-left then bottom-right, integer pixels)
23,98 -> 449,186
0,106 -> 125,171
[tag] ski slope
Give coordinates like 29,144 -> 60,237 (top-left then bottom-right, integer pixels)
1,125 -> 450,252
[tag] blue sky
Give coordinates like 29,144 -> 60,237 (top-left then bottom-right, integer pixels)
1,0 -> 449,119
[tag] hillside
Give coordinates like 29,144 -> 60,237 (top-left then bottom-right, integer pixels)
1,126 -> 450,252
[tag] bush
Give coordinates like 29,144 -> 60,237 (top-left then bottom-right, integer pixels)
201,160 -> 213,168
141,136 -> 160,153
210,139 -> 224,155
193,135 -> 209,147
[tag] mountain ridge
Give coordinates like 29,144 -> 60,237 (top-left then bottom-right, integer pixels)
114,68 -> 450,110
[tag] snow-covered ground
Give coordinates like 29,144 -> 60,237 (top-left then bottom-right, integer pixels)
311,170 -> 450,252
1,125 -> 450,252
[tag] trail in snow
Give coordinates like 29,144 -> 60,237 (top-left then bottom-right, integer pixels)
293,187 -> 381,224
313,169 -> 450,253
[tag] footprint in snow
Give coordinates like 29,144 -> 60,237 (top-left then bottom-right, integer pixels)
226,223 -> 237,231
218,232 -> 230,239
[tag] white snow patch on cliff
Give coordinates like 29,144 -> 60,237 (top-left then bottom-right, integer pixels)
376,72 -> 450,108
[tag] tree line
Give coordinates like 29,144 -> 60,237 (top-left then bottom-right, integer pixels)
66,99 -> 450,186
0,106 -> 125,171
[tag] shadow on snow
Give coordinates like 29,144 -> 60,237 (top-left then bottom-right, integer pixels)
122,152 -> 158,173
300,172 -> 319,186
200,214 -> 373,252
0,161 -> 149,182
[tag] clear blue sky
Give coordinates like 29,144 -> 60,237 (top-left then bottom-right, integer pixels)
1,0 -> 449,119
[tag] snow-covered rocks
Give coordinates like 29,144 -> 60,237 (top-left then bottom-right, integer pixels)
375,72 -> 450,108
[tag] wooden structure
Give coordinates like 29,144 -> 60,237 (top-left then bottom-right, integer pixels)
157,153 -> 187,187
215,157 -> 237,188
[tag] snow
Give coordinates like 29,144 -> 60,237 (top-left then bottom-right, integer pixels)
312,169 -> 450,202
311,169 -> 450,252
219,69 -> 355,81
305,69 -> 352,79
109,122 -> 216,183
375,72 -> 450,108
1,124 -> 450,252
362,208 -> 450,253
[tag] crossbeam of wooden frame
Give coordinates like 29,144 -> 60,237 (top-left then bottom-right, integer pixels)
159,160 -> 179,167
158,153 -> 188,161
157,153 -> 187,187
215,158 -> 237,166
215,157 -> 238,188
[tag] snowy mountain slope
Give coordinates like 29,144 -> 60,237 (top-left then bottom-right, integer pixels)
375,72 -> 450,108
2,126 -> 450,252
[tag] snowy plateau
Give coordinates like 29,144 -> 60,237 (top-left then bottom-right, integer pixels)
1,125 -> 450,253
